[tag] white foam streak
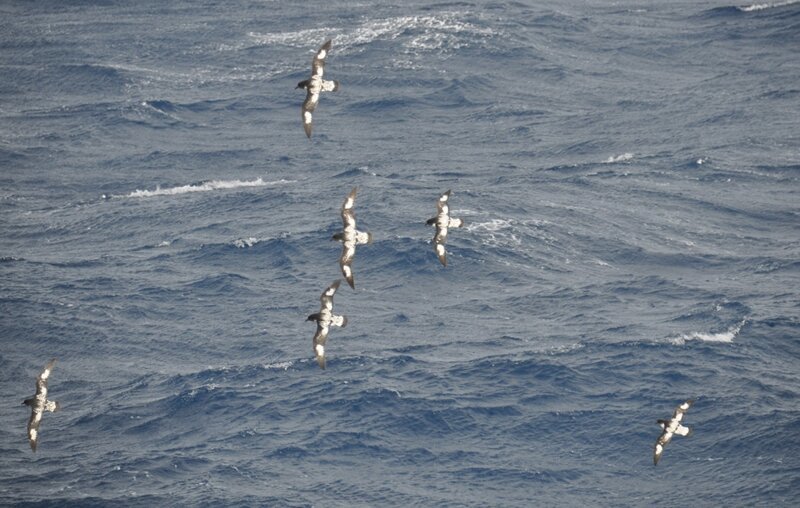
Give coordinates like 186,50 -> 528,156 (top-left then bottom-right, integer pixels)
739,0 -> 799,11
123,178 -> 292,198
248,12 -> 494,54
466,219 -> 522,247
604,153 -> 634,163
263,361 -> 293,371
668,320 -> 746,345
233,237 -> 259,248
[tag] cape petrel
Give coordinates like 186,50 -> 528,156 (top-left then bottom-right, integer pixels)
654,399 -> 694,465
426,190 -> 464,266
332,187 -> 373,289
307,280 -> 347,369
296,39 -> 339,138
22,359 -> 60,452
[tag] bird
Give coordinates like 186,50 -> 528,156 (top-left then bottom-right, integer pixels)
307,280 -> 347,369
426,190 -> 464,266
22,359 -> 60,452
654,399 -> 694,465
332,187 -> 373,289
296,39 -> 339,138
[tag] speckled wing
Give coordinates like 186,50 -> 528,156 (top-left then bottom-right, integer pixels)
313,323 -> 330,369
432,190 -> 452,266
26,359 -> 56,452
340,245 -> 356,289
320,279 -> 340,310
312,39 -> 332,78
302,90 -> 319,138
341,187 -> 357,214
671,399 -> 694,421
339,188 -> 370,288
653,399 -> 694,465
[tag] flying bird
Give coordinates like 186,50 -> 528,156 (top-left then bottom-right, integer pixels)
654,399 -> 694,465
307,280 -> 347,369
296,39 -> 339,138
426,190 -> 464,266
332,187 -> 373,289
22,359 -> 60,452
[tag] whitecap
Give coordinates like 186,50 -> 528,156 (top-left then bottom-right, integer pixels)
248,12 -> 495,55
233,237 -> 259,248
603,153 -> 634,163
121,177 -> 293,198
465,218 -> 522,247
739,0 -> 799,12
667,319 -> 746,345
263,361 -> 293,371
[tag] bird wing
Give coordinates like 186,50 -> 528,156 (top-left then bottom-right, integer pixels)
320,280 -> 340,309
312,39 -> 332,77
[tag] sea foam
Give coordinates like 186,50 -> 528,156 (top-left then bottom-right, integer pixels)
123,178 -> 292,198
667,320 -> 747,345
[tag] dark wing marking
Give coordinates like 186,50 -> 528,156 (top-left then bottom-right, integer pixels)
340,257 -> 355,289
672,399 -> 694,420
312,39 -> 332,77
342,187 -> 357,214
653,400 -> 694,465
301,90 -> 319,138
320,280 -> 341,309
27,409 -> 42,452
313,323 -> 329,370
342,209 -> 356,233
26,359 -> 56,452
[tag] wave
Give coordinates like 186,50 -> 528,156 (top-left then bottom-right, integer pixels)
120,177 -> 293,199
233,237 -> 260,249
465,219 -> 522,248
248,11 -> 495,55
603,153 -> 634,164
739,0 -> 800,12
667,319 -> 747,345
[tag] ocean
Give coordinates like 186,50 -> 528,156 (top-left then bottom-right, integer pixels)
1,0 -> 799,505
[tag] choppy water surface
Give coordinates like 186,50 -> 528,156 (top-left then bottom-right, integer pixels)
2,0 -> 799,505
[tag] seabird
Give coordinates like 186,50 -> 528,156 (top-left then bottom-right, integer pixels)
332,187 -> 373,289
654,399 -> 694,465
426,190 -> 464,266
22,359 -> 60,452
296,39 -> 339,138
307,280 -> 347,369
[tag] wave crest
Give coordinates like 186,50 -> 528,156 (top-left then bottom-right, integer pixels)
667,319 -> 747,345
121,177 -> 292,198
739,0 -> 800,12
248,12 -> 495,54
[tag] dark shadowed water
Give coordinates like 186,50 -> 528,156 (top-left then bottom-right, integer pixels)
2,0 -> 799,506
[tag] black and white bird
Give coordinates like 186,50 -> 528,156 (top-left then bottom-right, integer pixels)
332,187 -> 372,289
307,280 -> 347,369
296,39 -> 339,138
426,190 -> 464,266
22,359 -> 60,452
653,399 -> 694,465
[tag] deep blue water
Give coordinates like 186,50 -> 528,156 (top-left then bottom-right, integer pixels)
2,0 -> 799,505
